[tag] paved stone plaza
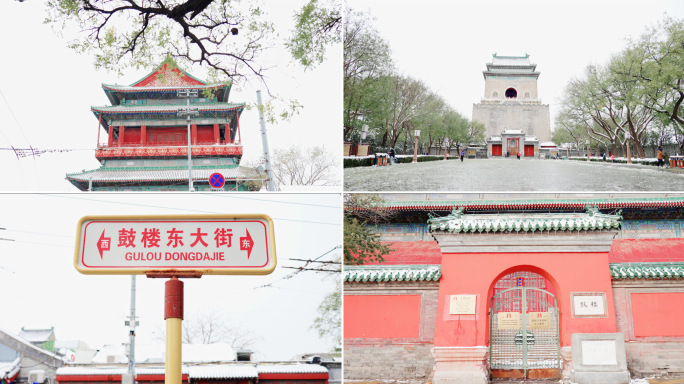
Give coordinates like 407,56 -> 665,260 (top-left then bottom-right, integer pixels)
344,159 -> 684,191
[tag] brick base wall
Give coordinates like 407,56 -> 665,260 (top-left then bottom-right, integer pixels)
625,342 -> 684,376
613,280 -> 684,377
344,342 -> 434,383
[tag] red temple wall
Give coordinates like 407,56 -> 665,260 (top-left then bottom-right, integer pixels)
630,292 -> 684,337
433,252 -> 616,347
370,238 -> 684,266
344,294 -> 421,338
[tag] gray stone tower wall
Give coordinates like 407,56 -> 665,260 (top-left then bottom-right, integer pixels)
472,54 -> 552,143
472,102 -> 551,142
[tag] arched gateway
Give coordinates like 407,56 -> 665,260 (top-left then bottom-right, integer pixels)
489,271 -> 560,379
428,206 -> 621,384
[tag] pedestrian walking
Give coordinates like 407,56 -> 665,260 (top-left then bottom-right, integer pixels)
602,153 -> 606,161
610,153 -> 615,163
388,147 -> 396,165
517,152 -> 521,160
460,149 -> 465,162
657,147 -> 666,167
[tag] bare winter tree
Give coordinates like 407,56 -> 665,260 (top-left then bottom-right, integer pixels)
154,309 -> 260,350
271,144 -> 339,189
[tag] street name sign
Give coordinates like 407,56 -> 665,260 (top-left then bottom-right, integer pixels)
74,215 -> 276,275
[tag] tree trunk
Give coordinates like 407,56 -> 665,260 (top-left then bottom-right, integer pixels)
633,139 -> 646,159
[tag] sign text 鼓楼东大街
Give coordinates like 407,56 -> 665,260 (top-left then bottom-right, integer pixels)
74,215 -> 276,275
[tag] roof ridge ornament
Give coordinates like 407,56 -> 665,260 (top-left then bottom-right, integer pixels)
427,206 -> 622,234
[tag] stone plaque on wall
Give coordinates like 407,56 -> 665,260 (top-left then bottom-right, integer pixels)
498,312 -> 520,329
571,333 -> 630,384
528,312 -> 551,329
571,292 -> 608,317
449,295 -> 476,315
581,340 -> 618,366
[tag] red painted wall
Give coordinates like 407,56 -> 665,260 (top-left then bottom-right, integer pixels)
609,238 -> 684,263
197,126 -> 215,144
345,295 -> 421,338
122,127 -> 141,145
364,241 -> 441,265
146,127 -> 187,145
434,252 -> 617,347
631,293 -> 684,337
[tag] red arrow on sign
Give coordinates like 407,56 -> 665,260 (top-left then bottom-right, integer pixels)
97,230 -> 111,258
240,229 -> 254,259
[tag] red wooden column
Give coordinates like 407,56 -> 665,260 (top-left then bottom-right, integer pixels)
108,126 -> 114,147
119,126 -> 126,147
97,114 -> 102,147
191,124 -> 197,145
236,113 -> 241,144
213,123 -> 219,144
141,125 -> 147,146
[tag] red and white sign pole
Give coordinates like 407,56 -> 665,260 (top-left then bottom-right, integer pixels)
74,215 -> 276,384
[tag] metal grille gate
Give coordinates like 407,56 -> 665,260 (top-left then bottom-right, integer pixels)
489,286 -> 560,379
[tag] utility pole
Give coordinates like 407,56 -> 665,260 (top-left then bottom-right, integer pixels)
256,90 -> 275,191
126,276 -> 138,376
177,89 -> 199,192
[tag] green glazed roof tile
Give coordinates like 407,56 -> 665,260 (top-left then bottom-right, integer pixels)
344,265 -> 441,283
428,206 -> 621,234
610,263 -> 684,279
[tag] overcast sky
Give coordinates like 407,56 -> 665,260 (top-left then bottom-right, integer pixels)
347,0 -> 684,132
0,0 -> 342,191
0,193 -> 341,361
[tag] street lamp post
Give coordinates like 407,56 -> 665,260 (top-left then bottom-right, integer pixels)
586,139 -> 590,162
177,89 -> 199,192
625,132 -> 632,164
359,125 -> 369,156
413,130 -> 421,163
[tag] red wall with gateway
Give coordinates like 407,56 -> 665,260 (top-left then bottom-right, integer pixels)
345,295 -> 421,338
434,252 -> 617,347
631,292 -> 684,337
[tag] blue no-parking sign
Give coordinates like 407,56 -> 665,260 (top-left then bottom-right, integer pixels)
209,173 -> 225,189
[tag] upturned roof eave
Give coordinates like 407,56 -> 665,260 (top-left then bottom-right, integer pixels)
482,71 -> 540,80
90,103 -> 245,128
102,82 -> 233,104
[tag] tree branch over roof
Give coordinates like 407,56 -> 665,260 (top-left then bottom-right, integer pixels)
45,0 -> 275,88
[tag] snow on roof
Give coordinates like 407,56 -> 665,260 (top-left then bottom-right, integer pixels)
257,364 -> 328,374
540,141 -> 557,147
188,365 -> 257,379
18,328 -> 54,343
0,358 -> 20,379
0,327 -> 63,362
491,54 -> 532,67
56,367 -> 181,376
57,365 -> 264,379
67,166 -> 249,184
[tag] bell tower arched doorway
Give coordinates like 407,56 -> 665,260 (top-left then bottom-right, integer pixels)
489,270 -> 561,380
